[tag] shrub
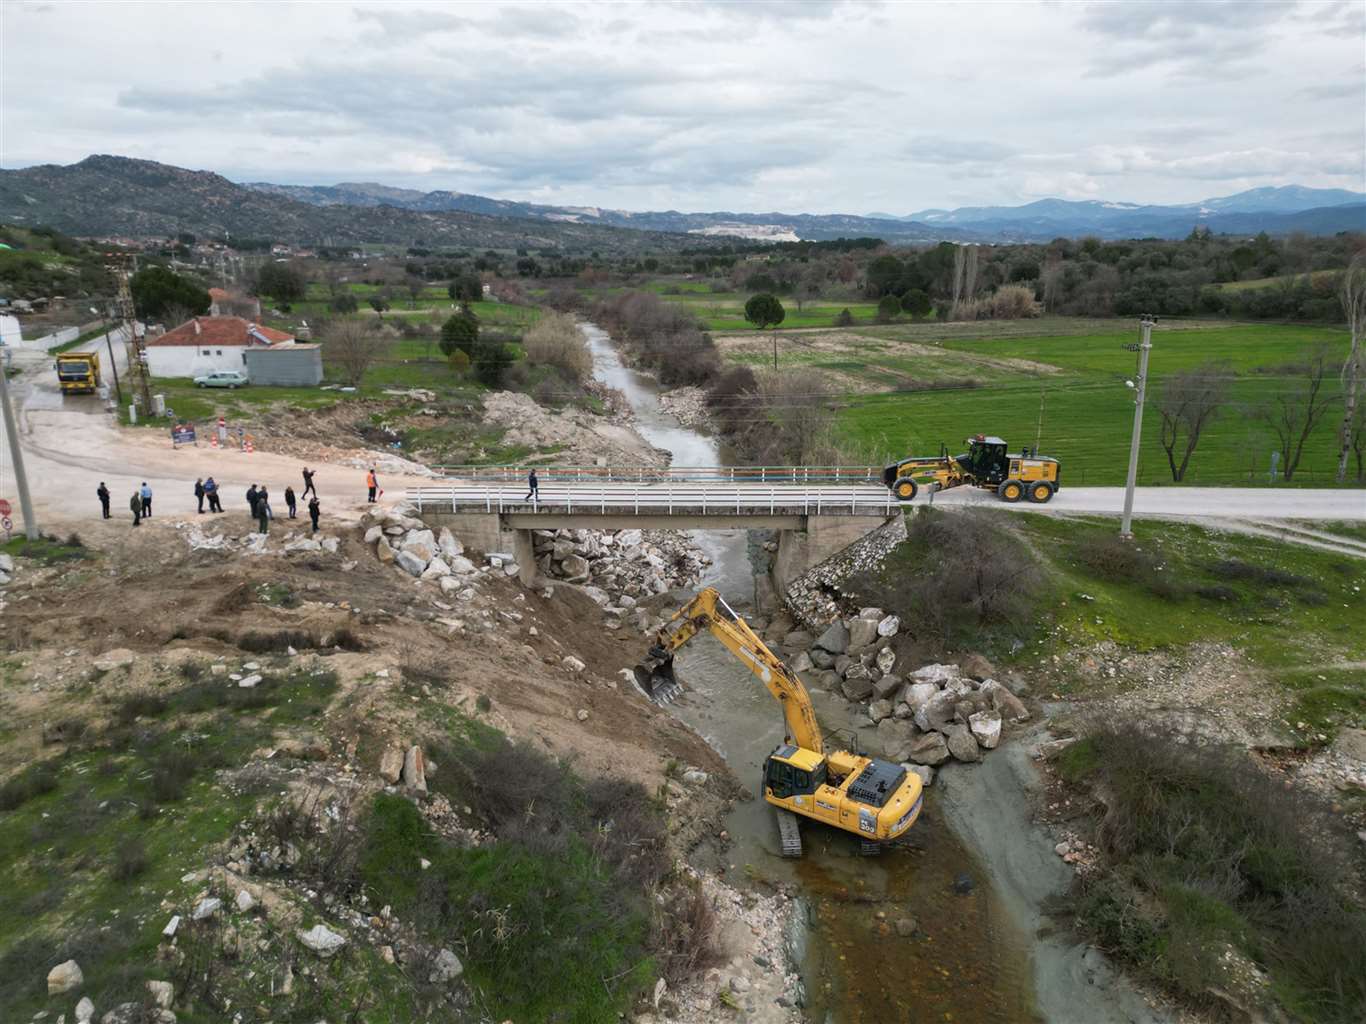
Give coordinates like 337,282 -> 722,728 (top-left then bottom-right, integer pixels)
0,761 -> 60,811
522,311 -> 591,382
1069,722 -> 1365,1020
834,307 -> 854,326
847,509 -> 1044,647
149,748 -> 195,803
447,348 -> 470,376
112,837 -> 148,881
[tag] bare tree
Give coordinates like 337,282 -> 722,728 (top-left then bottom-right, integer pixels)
1335,254 -> 1366,482
1256,346 -> 1336,481
160,302 -> 193,330
405,276 -> 425,309
1157,361 -> 1230,481
323,318 -> 391,386
951,245 -> 965,319
522,312 -> 591,382
1348,397 -> 1366,482
757,369 -> 840,465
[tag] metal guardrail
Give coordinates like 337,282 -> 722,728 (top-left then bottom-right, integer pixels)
408,480 -> 899,517
431,464 -> 885,484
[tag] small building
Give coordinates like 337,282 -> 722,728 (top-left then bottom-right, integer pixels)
144,316 -> 295,380
208,288 -> 261,319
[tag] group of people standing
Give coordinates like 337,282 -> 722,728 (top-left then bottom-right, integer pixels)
98,465 -> 331,533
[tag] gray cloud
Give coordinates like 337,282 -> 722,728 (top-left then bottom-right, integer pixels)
4,0 -> 1361,213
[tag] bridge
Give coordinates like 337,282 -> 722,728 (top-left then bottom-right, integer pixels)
407,465 -> 899,589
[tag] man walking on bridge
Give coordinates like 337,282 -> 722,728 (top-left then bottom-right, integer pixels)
525,468 -> 539,504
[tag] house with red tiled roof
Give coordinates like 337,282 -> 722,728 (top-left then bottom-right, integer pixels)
145,316 -> 295,379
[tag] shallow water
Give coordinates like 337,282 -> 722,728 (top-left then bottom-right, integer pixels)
584,321 -> 1038,1022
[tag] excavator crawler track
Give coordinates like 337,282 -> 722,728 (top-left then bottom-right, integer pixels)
776,809 -> 803,858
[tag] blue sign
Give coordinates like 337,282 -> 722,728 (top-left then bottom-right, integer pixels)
171,423 -> 196,446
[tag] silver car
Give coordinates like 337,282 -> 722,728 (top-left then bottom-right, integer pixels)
194,370 -> 248,389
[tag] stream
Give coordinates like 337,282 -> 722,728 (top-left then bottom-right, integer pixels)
584,322 -> 1040,1023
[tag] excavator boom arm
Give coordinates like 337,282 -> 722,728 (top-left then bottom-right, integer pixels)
643,589 -> 824,755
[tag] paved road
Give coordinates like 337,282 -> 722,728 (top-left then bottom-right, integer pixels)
413,478 -> 1365,522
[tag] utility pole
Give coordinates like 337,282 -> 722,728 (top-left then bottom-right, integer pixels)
0,359 -> 39,540
110,254 -> 151,414
773,334 -> 778,371
102,313 -> 123,406
1120,315 -> 1155,538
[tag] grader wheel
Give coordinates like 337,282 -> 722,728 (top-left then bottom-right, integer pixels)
893,477 -> 919,502
1029,481 -> 1054,504
998,480 -> 1024,503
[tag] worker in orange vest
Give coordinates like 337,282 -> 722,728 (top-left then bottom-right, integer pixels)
366,468 -> 379,503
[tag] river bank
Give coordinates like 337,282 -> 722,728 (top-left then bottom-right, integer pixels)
578,316 -> 1183,1024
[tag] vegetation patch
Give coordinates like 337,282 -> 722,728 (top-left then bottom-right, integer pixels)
1064,724 -> 1366,1022
2,533 -> 91,565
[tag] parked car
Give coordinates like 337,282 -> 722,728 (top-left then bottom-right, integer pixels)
194,370 -> 248,389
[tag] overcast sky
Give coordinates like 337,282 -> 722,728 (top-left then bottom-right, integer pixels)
2,0 -> 1363,214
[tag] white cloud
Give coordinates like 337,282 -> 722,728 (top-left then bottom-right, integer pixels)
1,0 -> 1361,213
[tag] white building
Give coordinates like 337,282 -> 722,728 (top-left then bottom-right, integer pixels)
144,316 -> 295,380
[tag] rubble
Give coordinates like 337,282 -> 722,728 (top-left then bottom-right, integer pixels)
531,527 -> 707,603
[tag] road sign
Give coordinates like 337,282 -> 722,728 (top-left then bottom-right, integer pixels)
0,499 -> 11,518
171,423 -> 196,446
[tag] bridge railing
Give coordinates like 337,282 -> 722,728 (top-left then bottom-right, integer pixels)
431,464 -> 886,484
408,480 -> 898,517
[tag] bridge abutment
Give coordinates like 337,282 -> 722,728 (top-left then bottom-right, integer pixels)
772,515 -> 892,594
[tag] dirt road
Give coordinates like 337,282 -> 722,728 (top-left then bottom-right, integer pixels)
1,348 -> 432,531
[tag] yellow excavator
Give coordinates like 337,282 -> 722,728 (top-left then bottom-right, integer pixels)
635,588 -> 923,856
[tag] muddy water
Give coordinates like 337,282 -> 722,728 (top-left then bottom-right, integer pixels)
584,321 -> 1038,1022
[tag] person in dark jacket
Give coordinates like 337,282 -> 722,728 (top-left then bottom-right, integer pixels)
194,478 -> 205,513
204,476 -> 222,512
258,486 -> 272,520
285,486 -> 297,518
525,468 -> 539,503
246,484 -> 259,518
308,495 -> 320,533
97,482 -> 111,519
301,467 -> 317,499
256,497 -> 270,535
129,490 -> 142,526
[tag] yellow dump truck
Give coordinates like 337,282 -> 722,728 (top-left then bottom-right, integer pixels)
55,351 -> 101,394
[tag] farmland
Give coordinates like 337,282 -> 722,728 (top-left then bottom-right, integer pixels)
700,314 -> 1354,487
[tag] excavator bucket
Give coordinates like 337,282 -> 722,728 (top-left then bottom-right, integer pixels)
632,647 -> 683,704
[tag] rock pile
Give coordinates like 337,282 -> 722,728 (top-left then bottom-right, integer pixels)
782,609 -> 1029,768
784,517 -> 907,627
531,527 -> 707,605
361,508 -> 486,598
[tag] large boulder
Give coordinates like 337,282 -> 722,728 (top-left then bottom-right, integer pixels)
437,528 -> 463,559
429,948 -> 464,984
868,699 -> 893,723
945,724 -> 982,763
789,651 -> 813,673
448,555 -> 477,574
814,620 -> 850,655
421,557 -> 451,580
969,710 -> 1003,750
959,653 -> 997,681
980,680 -> 1030,722
297,924 -> 347,957
395,550 -> 427,577
847,617 -> 878,649
903,763 -> 935,787
402,746 -> 427,792
400,530 -> 437,564
560,554 -> 590,582
376,537 -> 397,565
872,674 -> 903,702
876,614 -> 901,637
364,525 -> 383,545
914,691 -> 960,734
48,958 -> 83,994
876,718 -> 917,762
552,538 -> 576,561
906,731 -> 950,766
876,647 -> 897,675
904,681 -> 940,710
810,648 -> 836,670
782,630 -> 814,650
910,663 -> 960,686
841,674 -> 874,702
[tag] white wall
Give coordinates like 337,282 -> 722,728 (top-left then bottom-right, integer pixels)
1,314 -> 25,347
146,345 -> 250,380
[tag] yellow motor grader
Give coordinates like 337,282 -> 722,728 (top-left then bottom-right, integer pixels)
883,434 -> 1060,503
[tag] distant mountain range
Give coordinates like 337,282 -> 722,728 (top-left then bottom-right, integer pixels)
0,156 -> 719,253
1,155 -> 1362,248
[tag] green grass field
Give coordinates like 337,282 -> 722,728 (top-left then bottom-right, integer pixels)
594,278 -> 883,330
827,321 -> 1355,486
